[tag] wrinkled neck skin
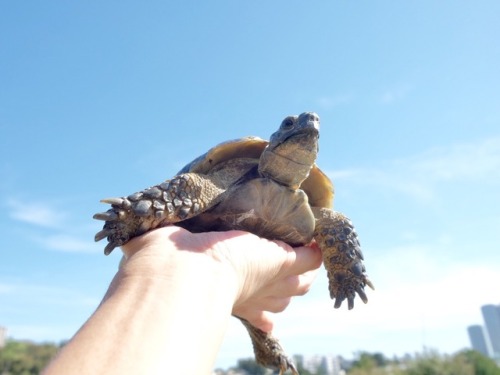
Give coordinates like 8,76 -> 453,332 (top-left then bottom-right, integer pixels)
258,133 -> 319,189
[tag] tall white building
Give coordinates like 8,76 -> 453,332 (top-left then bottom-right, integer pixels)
0,326 -> 6,348
300,354 -> 345,375
467,324 -> 491,357
481,304 -> 500,358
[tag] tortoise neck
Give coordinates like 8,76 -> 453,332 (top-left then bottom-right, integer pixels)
258,147 -> 316,189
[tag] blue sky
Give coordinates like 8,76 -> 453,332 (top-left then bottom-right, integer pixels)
1,0 -> 499,369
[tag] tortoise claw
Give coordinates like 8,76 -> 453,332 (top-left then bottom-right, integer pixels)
333,294 -> 344,309
279,358 -> 299,375
94,229 -> 111,242
332,283 -> 371,309
347,296 -> 354,310
104,242 -> 117,256
356,286 -> 368,304
101,197 -> 125,206
93,211 -> 118,221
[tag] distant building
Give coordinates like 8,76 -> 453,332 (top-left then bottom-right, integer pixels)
467,325 -> 491,357
0,326 -> 6,348
301,354 -> 345,375
481,304 -> 500,358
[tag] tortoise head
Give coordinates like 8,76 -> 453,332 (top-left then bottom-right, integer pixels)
259,112 -> 320,189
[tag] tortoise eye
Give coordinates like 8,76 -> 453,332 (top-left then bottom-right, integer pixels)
281,118 -> 294,129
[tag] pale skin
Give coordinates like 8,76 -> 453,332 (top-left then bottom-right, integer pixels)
43,226 -> 322,375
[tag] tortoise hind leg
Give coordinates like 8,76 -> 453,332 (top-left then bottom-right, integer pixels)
94,173 -> 226,255
237,317 -> 299,375
312,208 -> 374,309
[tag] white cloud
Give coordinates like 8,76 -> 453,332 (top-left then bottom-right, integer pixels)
0,283 -> 14,295
0,281 -> 105,342
271,262 -> 498,358
4,197 -> 101,253
411,137 -> 500,182
0,281 -> 101,309
35,234 -> 101,253
317,94 -> 354,110
379,84 -> 413,104
329,136 -> 500,202
0,281 -> 100,309
278,263 -> 499,341
6,199 -> 67,228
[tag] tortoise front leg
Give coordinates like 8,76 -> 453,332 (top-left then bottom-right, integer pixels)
94,173 -> 226,255
237,317 -> 299,375
313,208 -> 374,309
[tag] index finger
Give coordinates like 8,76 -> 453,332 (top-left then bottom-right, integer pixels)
281,242 -> 322,276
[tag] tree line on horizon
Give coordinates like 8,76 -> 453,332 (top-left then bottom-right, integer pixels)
1,339 -> 499,375
217,350 -> 500,375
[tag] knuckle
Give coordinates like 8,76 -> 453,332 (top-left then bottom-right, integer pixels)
268,297 -> 292,313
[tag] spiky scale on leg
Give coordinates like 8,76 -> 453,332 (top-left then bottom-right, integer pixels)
93,173 -> 226,254
238,317 -> 299,375
313,208 -> 374,310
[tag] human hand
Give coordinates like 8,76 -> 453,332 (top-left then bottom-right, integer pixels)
43,226 -> 321,375
120,226 -> 322,332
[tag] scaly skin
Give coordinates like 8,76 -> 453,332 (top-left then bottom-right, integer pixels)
313,208 -> 374,310
94,173 -> 226,255
238,317 -> 298,375
94,159 -> 256,254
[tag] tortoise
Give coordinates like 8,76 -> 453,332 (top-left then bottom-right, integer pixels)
94,112 -> 373,374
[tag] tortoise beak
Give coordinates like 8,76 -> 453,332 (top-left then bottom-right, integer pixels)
298,112 -> 320,132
